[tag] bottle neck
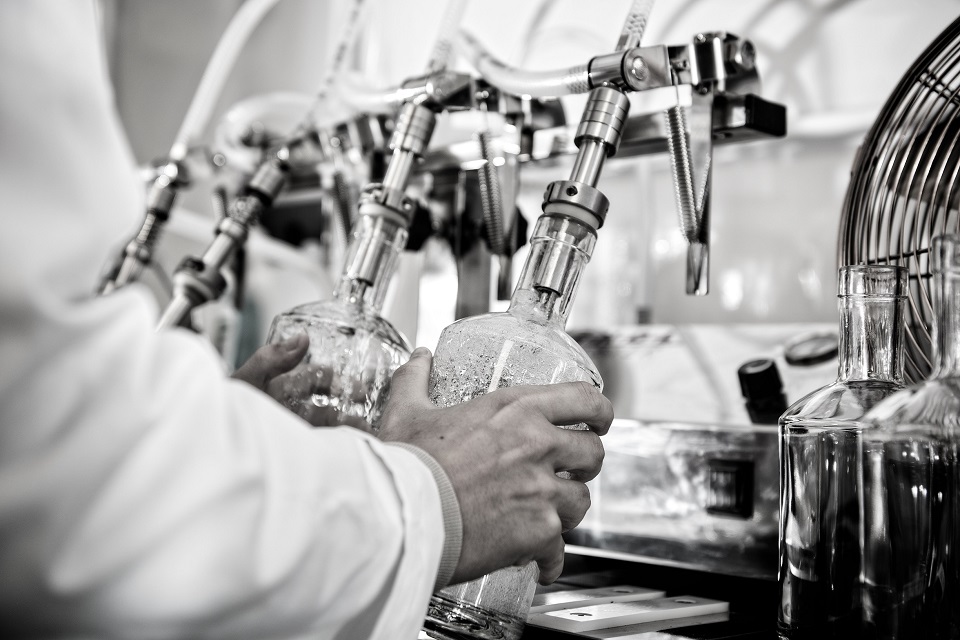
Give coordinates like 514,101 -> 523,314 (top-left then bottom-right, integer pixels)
333,215 -> 407,314
932,269 -> 960,377
837,293 -> 905,383
508,214 -> 596,328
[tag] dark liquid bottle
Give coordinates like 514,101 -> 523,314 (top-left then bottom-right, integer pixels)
860,235 -> 960,640
778,264 -> 908,639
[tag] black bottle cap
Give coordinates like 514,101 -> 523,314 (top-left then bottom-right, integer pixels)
737,358 -> 784,400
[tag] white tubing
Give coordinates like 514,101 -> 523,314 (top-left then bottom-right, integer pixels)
616,0 -> 655,50
312,0 -> 374,107
454,30 -> 589,98
336,72 -> 428,114
170,0 -> 281,161
336,0 -> 467,112
425,0 -> 470,74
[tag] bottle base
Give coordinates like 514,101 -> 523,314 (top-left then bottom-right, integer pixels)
422,593 -> 525,640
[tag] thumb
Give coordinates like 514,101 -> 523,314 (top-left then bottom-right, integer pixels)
232,333 -> 309,390
387,347 -> 434,406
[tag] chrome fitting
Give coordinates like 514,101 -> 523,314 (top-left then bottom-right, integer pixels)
390,103 -> 437,155
359,185 -> 415,226
574,87 -> 631,155
357,194 -> 411,229
542,180 -> 609,230
247,161 -> 287,200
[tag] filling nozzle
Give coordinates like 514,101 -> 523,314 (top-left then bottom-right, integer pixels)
157,153 -> 289,330
336,101 -> 438,298
98,160 -> 190,295
528,87 -> 630,304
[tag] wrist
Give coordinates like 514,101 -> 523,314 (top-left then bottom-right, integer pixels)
388,443 -> 463,591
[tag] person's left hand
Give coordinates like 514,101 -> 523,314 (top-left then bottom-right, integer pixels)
231,333 -> 309,393
231,334 -> 375,432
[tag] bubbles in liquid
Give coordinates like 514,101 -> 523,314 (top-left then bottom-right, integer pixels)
423,313 -> 600,640
267,301 -> 409,429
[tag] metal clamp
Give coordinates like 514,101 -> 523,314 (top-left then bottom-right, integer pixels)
542,180 -> 609,229
588,45 -> 672,93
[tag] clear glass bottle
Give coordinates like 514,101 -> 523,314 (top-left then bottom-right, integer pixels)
778,264 -> 908,639
859,235 -> 960,640
265,214 -> 412,429
422,214 -> 602,640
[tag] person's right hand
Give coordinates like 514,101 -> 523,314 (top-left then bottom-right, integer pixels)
378,347 -> 613,587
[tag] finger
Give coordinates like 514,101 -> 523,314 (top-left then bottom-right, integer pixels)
549,428 -> 605,481
385,347 -> 435,411
535,533 -> 566,585
501,382 -> 614,435
553,477 -> 591,531
232,333 -> 309,390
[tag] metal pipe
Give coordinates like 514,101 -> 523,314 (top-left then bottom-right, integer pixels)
158,294 -> 194,330
382,149 -> 416,192
569,139 -> 607,188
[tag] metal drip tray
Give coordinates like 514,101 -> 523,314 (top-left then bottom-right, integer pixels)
567,418 -> 779,580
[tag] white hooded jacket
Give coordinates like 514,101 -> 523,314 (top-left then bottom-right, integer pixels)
0,2 -> 452,638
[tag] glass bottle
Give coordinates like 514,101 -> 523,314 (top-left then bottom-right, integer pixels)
265,214 -> 411,429
422,214 -> 602,640
859,235 -> 960,640
778,264 -> 908,639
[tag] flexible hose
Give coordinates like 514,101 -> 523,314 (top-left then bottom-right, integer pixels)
425,0 -> 470,74
454,30 -> 589,98
336,73 -> 430,113
337,0 -> 467,110
616,0 -> 655,51
171,0 -> 282,161
311,0 -> 373,111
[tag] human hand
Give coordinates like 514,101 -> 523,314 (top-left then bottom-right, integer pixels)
231,333 -> 310,392
379,348 -> 612,586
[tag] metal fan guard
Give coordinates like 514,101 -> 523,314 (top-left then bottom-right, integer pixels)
839,16 -> 960,383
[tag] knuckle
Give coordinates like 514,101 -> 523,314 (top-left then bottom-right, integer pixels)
572,382 -> 601,413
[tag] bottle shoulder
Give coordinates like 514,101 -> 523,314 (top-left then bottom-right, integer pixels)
862,377 -> 960,437
432,311 -> 601,393
437,312 -> 595,365
780,379 -> 905,426
270,298 -> 412,351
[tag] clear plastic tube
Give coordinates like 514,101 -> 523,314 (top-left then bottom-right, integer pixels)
171,0 -> 282,161
454,30 -> 589,98
336,0 -> 467,111
310,0 -> 375,110
336,72 -> 429,114
615,0 -> 655,50
424,0 -> 469,74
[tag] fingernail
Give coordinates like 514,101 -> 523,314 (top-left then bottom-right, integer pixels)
411,346 -> 431,358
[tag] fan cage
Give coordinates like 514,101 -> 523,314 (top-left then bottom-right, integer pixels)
839,16 -> 960,383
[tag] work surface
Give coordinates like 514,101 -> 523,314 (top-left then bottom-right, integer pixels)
520,553 -> 776,640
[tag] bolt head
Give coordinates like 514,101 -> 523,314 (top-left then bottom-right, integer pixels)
735,40 -> 756,70
629,56 -> 648,81
695,33 -> 707,43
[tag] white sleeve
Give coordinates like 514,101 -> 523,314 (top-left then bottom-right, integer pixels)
0,2 -> 444,639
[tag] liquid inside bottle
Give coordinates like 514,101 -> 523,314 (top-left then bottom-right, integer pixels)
859,235 -> 960,640
266,215 -> 411,429
778,265 -> 908,639
422,215 -> 601,640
